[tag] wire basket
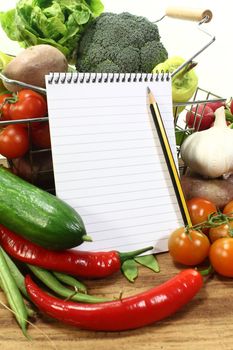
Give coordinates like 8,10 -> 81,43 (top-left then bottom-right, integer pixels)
174,87 -> 227,175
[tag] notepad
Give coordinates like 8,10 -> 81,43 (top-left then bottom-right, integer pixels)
45,72 -> 184,253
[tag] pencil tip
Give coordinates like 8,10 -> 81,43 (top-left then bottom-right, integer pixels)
147,86 -> 151,94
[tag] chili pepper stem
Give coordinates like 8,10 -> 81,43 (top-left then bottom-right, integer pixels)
119,246 -> 154,263
82,234 -> 92,242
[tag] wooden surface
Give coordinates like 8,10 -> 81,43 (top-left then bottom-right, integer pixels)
0,252 -> 232,350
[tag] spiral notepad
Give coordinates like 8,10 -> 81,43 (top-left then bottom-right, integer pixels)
46,72 -> 184,253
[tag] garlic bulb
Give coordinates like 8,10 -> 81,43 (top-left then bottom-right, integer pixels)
181,106 -> 233,178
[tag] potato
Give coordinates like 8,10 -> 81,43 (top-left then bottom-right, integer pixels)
181,174 -> 233,209
3,44 -> 68,92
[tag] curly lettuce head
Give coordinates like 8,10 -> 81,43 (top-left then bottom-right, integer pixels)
0,0 -> 104,62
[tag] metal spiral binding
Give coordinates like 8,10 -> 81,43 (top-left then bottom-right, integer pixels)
48,71 -> 170,84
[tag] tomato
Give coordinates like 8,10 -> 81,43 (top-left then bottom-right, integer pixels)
31,122 -> 51,149
209,238 -> 233,277
168,227 -> 210,266
208,222 -> 233,243
187,197 -> 217,227
223,200 -> 233,217
0,93 -> 13,121
9,89 -> 47,125
0,124 -> 29,159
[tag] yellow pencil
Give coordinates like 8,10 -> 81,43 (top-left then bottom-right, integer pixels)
147,86 -> 192,227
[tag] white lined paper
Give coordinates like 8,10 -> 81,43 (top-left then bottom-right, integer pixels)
46,73 -> 184,253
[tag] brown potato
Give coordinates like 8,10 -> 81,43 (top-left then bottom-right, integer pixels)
181,174 -> 233,209
3,44 -> 68,92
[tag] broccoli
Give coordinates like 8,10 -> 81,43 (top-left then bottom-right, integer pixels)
76,12 -> 168,73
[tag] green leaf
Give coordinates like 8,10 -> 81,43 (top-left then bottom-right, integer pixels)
121,259 -> 138,283
134,254 -> 160,273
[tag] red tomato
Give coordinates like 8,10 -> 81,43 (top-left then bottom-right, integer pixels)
0,124 -> 29,159
209,238 -> 233,277
168,227 -> 210,266
185,104 -> 214,131
223,200 -> 233,217
0,93 -> 13,121
9,90 -> 47,125
31,122 -> 51,149
208,222 -> 233,243
187,197 -> 217,227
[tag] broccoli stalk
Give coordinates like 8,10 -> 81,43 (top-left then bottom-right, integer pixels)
76,12 -> 168,73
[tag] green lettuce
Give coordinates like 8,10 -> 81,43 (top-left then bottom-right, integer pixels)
0,0 -> 104,61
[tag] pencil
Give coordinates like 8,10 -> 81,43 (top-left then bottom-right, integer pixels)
147,86 -> 192,227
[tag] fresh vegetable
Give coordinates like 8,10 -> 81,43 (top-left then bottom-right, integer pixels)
0,124 -> 29,159
27,264 -> 112,303
223,200 -> 233,216
0,248 -> 28,336
0,92 -> 12,120
7,89 -> 47,124
25,269 -> 203,331
209,238 -> 233,277
168,227 -> 210,266
187,197 -> 217,226
0,51 -> 13,93
3,45 -> 68,91
0,167 -> 89,250
230,99 -> 233,115
181,174 -> 233,209
153,56 -> 198,104
76,12 -> 168,73
31,122 -> 51,149
0,0 -> 104,61
181,106 -> 233,178
52,271 -> 87,294
0,224 -> 153,279
185,104 -> 214,131
209,222 -> 233,243
205,101 -> 226,112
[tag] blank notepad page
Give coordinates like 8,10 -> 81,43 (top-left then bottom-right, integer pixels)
46,72 -> 184,253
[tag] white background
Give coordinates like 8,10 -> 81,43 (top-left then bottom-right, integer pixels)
0,0 -> 231,99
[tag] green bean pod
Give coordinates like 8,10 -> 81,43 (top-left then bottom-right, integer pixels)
27,264 -> 112,303
52,271 -> 87,294
0,249 -> 28,336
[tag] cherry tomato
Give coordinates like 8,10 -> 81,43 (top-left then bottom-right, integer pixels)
31,122 -> 51,149
9,89 -> 47,124
208,222 -> 233,243
168,227 -> 210,266
0,124 -> 29,159
187,197 -> 217,226
223,200 -> 233,217
209,238 -> 233,277
0,93 -> 13,121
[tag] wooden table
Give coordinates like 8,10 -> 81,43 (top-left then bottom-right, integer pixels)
0,252 -> 232,350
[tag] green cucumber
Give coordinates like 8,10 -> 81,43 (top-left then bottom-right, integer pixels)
0,166 -> 90,250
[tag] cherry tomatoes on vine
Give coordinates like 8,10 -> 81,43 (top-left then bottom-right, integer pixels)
168,227 -> 210,266
0,124 -> 29,159
209,238 -> 233,277
187,197 -> 217,226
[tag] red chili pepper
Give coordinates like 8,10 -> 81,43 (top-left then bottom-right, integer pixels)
25,269 -> 203,331
0,224 -> 153,279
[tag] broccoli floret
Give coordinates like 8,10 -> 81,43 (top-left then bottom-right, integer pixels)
76,12 -> 168,73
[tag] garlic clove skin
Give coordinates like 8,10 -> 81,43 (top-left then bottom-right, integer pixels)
181,106 -> 233,178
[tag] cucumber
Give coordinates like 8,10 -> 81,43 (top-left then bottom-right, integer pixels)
0,166 -> 90,250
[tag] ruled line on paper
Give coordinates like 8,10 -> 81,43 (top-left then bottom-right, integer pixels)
46,73 -> 182,253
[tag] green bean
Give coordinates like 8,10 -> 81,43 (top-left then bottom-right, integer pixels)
1,248 -> 28,299
0,249 -> 28,336
27,264 -> 112,303
52,271 -> 87,293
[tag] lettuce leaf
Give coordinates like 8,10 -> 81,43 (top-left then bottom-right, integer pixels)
0,0 -> 104,61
